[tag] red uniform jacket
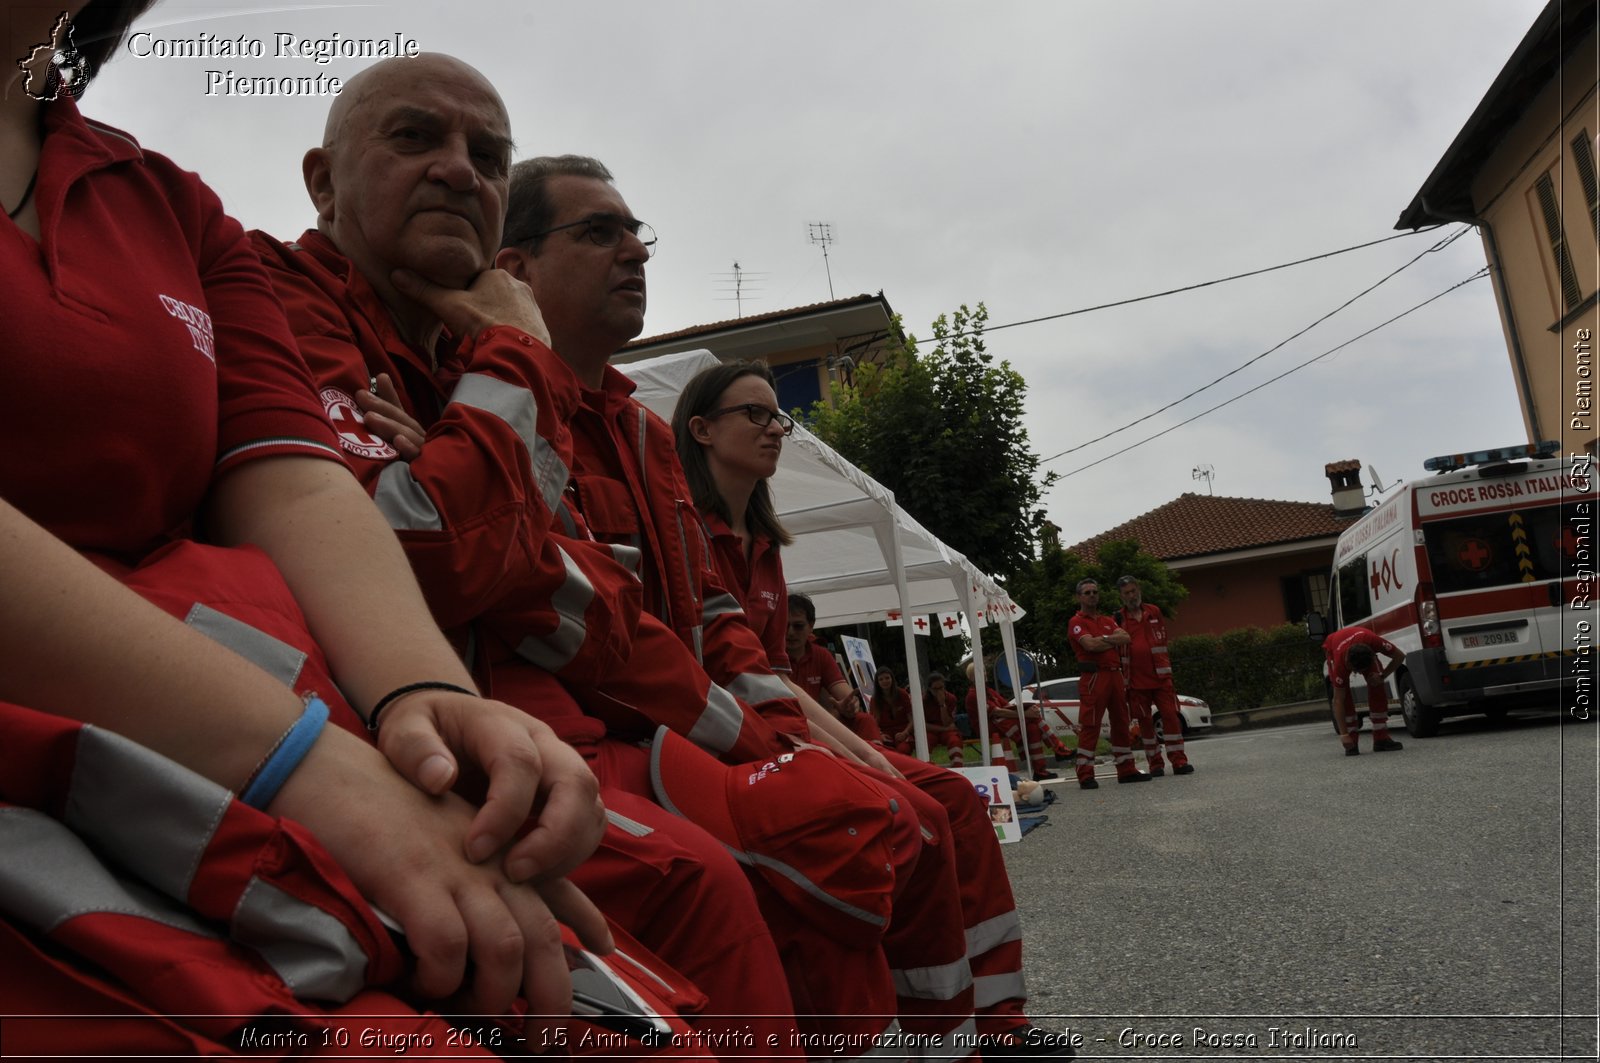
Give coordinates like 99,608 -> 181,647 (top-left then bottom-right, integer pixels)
566,367 -> 811,742
701,511 -> 791,672
1325,626 -> 1398,688
871,687 -> 915,736
1114,602 -> 1174,690
1069,611 -> 1122,672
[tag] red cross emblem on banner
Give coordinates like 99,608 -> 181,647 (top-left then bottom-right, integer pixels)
941,615 -> 959,632
886,610 -> 901,622
1457,538 -> 1491,572
912,616 -> 929,632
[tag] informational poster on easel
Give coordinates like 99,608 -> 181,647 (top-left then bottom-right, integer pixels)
836,634 -> 878,700
950,765 -> 1022,844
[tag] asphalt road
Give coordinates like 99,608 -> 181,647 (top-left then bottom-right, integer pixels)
999,708 -> 1597,1061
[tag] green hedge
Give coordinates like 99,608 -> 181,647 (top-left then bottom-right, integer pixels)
1166,623 -> 1325,712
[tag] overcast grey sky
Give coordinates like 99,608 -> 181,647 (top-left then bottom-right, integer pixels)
84,0 -> 1547,552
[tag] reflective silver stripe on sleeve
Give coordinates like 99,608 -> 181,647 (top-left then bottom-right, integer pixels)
724,671 -> 793,706
233,876 -> 368,1002
690,624 -> 704,665
66,726 -> 234,901
918,1018 -> 979,1063
373,461 -> 443,531
609,543 -> 643,578
0,808 -> 216,937
972,970 -> 1028,1008
185,604 -> 307,689
605,809 -> 654,838
514,545 -> 595,672
701,592 -> 744,620
530,436 -> 570,513
686,683 -> 746,755
448,373 -> 570,512
554,497 -> 580,538
890,958 -> 973,1002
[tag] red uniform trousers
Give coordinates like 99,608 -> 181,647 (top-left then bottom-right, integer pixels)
491,662 -> 936,1058
484,663 -> 802,1056
924,726 -> 965,766
1125,683 -> 1188,770
989,711 -> 1070,772
1334,667 -> 1394,747
1075,669 -> 1140,783
879,750 -> 1029,1035
830,757 -> 977,1051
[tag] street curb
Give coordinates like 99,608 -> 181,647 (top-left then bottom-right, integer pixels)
1209,700 -> 1328,732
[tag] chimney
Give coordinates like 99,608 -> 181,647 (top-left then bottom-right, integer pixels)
1324,459 -> 1366,516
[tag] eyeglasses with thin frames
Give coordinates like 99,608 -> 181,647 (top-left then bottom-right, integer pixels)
519,212 -> 657,257
705,403 -> 795,435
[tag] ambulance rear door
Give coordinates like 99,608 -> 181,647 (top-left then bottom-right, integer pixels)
1414,462 -> 1570,686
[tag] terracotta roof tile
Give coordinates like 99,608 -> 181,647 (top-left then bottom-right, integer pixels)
1324,459 -> 1362,475
1065,492 -> 1360,563
625,293 -> 888,349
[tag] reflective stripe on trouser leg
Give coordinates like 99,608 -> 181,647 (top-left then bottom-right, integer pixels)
884,751 -> 1028,1033
1366,678 -> 1392,735
1104,677 -> 1138,778
871,774 -> 976,1049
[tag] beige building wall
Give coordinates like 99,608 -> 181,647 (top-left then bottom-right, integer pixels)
1470,24 -> 1600,458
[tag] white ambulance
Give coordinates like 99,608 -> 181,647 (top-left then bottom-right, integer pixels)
1308,442 -> 1591,736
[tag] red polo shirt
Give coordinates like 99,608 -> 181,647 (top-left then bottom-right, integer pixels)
5,101 -> 341,568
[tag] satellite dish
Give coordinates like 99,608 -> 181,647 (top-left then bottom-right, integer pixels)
994,652 -> 1037,692
1367,464 -> 1390,493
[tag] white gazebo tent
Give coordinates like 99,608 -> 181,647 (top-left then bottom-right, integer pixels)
623,350 -> 1035,773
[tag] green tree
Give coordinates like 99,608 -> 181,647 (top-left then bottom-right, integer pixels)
1008,537 -> 1188,674
807,303 -> 1055,581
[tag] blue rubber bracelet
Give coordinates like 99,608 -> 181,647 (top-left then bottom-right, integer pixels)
241,698 -> 330,810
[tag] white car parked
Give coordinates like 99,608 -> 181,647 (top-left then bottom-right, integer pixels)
1016,677 -> 1213,740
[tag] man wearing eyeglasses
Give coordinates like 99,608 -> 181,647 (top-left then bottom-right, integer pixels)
494,154 -> 1078,1059
252,57 -> 809,1051
1067,579 -> 1151,789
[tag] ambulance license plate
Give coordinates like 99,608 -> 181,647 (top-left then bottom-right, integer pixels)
1461,629 -> 1518,649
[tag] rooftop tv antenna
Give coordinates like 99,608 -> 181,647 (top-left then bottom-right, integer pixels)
712,260 -> 767,318
807,222 -> 836,300
1191,464 -> 1215,495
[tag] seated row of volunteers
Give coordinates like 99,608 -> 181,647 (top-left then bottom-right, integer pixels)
1,6 -> 1072,1056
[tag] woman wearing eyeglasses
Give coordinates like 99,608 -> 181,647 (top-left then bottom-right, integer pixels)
672,359 -> 1064,1054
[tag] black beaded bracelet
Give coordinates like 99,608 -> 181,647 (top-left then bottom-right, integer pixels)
366,681 -> 476,733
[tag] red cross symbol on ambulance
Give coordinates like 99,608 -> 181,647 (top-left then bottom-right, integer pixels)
1458,538 -> 1491,572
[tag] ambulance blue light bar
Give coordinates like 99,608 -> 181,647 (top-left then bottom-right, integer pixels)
1423,440 -> 1560,473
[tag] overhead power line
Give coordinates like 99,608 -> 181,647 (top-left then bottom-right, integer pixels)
1050,267 -> 1491,479
1042,225 -> 1471,462
916,224 -> 1450,344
